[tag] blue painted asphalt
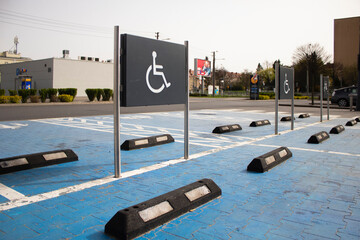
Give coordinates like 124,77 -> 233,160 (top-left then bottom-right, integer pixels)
0,109 -> 359,239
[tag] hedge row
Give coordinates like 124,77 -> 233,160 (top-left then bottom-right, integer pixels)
259,92 -> 275,99
258,95 -> 270,100
3,88 -> 77,103
85,88 -> 113,101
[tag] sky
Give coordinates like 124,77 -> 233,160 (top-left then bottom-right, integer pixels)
0,0 -> 359,73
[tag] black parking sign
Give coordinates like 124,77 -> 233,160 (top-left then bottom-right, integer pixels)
120,34 -> 186,106
279,66 -> 294,100
323,76 -> 329,99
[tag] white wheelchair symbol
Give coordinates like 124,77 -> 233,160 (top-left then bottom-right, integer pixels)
146,51 -> 171,94
284,73 -> 290,94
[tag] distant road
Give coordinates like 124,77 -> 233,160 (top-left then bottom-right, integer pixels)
0,97 -> 357,121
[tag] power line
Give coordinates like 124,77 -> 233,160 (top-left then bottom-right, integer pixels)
0,8 -> 111,32
0,14 -> 112,35
0,8 -> 154,36
0,20 -> 112,38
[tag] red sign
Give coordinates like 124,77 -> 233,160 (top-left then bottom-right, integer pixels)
195,59 -> 211,77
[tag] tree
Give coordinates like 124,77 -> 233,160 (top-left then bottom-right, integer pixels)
258,67 -> 275,90
292,43 -> 331,104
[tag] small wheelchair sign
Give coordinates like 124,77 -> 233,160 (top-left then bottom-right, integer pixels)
284,73 -> 291,94
146,51 -> 171,94
279,66 -> 294,100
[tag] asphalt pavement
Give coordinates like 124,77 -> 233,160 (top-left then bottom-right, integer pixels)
0,97 -> 358,121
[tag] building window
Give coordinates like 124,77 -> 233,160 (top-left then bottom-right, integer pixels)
48,67 -> 51,72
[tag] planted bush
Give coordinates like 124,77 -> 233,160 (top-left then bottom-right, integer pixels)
102,88 -> 113,101
8,90 -> 17,96
29,89 -> 37,96
295,96 -> 309,99
18,89 -> 31,103
189,93 -> 208,97
39,89 -> 48,103
259,95 -> 270,100
58,88 -> 77,101
58,94 -> 73,102
96,89 -> 103,101
0,96 -> 8,103
259,92 -> 275,99
0,89 -> 5,96
47,88 -> 58,102
85,89 -> 97,101
30,95 -> 40,103
9,95 -> 21,103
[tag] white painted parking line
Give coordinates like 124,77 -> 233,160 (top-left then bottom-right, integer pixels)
0,120 -> 322,211
0,183 -> 25,201
31,118 -> 238,148
0,123 -> 28,130
251,143 -> 360,157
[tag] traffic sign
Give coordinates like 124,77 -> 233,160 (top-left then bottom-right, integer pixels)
120,34 -> 186,107
279,66 -> 294,100
323,76 -> 329,99
250,74 -> 259,100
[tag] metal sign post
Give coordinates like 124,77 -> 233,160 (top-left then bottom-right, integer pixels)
291,69 -> 295,130
113,26 -> 121,178
323,75 -> 330,120
275,62 -> 279,135
320,74 -> 323,122
277,64 -> 295,132
184,41 -> 189,159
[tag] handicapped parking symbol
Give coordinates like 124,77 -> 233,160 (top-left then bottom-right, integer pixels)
146,51 -> 171,94
284,73 -> 290,94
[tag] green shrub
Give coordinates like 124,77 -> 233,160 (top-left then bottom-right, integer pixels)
50,96 -> 58,102
39,89 -> 48,102
0,96 -> 8,103
8,90 -> 17,96
0,89 -> 5,96
294,96 -> 309,99
96,89 -> 103,101
259,92 -> 275,99
58,94 -> 73,102
17,89 -> 31,103
259,95 -> 270,100
29,89 -> 37,96
68,88 -> 77,99
47,88 -> 58,102
85,89 -> 97,101
102,88 -> 113,101
58,88 -> 77,101
9,95 -> 21,103
189,93 -> 208,97
30,95 -> 40,103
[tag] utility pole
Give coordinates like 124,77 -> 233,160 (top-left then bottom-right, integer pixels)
356,25 -> 360,111
212,51 -> 216,97
155,32 -> 159,40
306,66 -> 309,96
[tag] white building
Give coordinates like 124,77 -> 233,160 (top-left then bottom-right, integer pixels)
0,57 -> 113,97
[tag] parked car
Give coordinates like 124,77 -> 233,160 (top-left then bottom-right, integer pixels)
331,86 -> 358,107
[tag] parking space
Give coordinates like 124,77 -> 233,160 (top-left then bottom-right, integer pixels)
0,109 -> 359,239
